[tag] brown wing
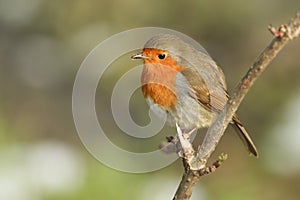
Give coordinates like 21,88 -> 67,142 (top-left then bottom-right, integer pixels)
181,67 -> 228,113
181,67 -> 211,109
181,67 -> 258,157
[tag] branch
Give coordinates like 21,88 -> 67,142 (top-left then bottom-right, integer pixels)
198,11 -> 300,164
173,11 -> 300,200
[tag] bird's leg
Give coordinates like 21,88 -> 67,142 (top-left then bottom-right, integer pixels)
176,123 -> 195,158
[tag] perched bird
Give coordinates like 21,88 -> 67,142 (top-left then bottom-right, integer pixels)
131,34 -> 258,157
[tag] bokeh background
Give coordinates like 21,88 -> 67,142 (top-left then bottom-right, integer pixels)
1,0 -> 300,199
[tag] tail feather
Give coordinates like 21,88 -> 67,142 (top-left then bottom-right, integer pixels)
232,115 -> 258,157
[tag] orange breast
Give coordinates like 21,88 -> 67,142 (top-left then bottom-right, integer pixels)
141,62 -> 179,110
142,84 -> 177,109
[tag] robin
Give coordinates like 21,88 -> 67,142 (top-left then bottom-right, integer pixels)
131,34 -> 258,157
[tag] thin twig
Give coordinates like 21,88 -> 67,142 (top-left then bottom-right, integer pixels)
173,11 -> 300,200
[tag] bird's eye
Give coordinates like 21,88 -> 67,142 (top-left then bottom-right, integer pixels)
158,53 -> 166,60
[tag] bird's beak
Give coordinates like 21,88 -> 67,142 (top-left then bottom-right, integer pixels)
131,52 -> 149,60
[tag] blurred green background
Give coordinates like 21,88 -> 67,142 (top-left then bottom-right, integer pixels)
1,0 -> 300,199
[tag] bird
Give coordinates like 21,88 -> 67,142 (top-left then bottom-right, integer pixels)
131,34 -> 258,157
